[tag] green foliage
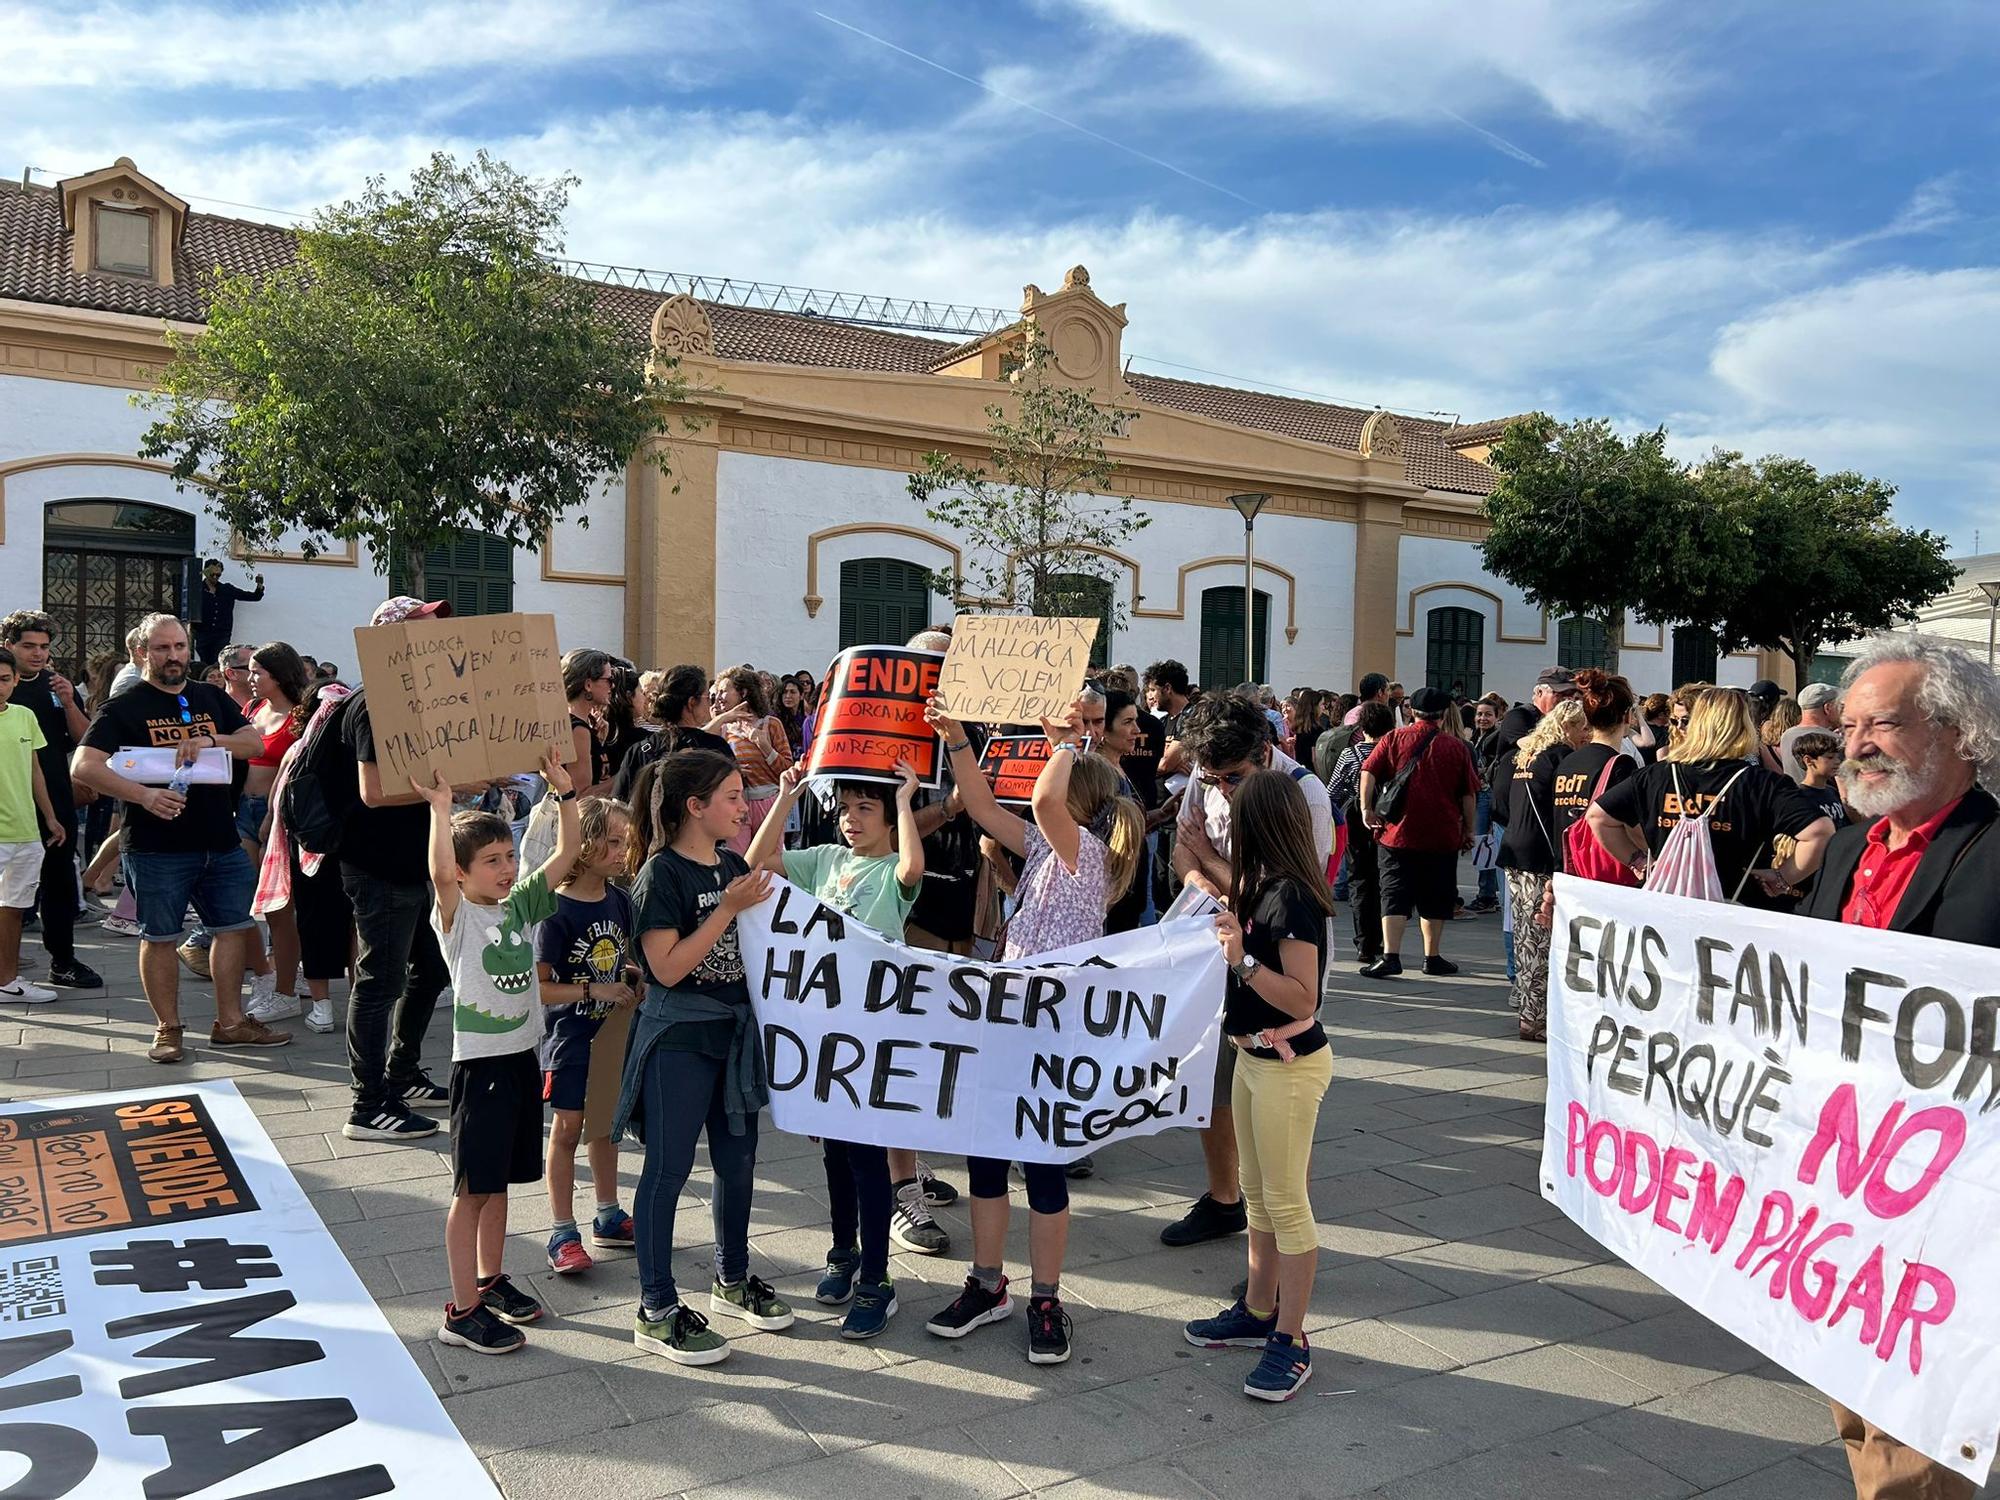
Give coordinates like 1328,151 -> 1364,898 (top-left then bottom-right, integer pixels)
906,331 -> 1148,620
137,151 -> 683,576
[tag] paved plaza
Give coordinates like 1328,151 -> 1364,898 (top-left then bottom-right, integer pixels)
1,910 -> 1870,1499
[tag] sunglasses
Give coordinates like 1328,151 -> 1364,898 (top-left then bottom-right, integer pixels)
175,693 -> 193,727
1197,768 -> 1253,790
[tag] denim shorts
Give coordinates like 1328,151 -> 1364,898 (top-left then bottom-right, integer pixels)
235,794 -> 269,844
123,845 -> 258,943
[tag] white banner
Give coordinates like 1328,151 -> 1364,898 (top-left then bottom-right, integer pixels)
0,1081 -> 495,1498
1540,877 -> 2000,1480
739,881 -> 1227,1164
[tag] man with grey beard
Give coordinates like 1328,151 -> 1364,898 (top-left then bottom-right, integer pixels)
1798,633 -> 2000,1498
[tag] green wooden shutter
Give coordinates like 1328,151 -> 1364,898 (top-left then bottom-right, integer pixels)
391,529 -> 514,616
1557,616 -> 1618,674
1425,606 -> 1484,696
1199,586 -> 1269,688
1044,573 -> 1114,669
1671,625 -> 1719,686
839,557 -> 929,649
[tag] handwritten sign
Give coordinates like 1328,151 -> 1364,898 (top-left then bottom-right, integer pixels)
936,614 -> 1099,726
1542,876 -> 2000,1480
978,733 -> 1053,807
352,612 -> 569,799
805,645 -> 944,788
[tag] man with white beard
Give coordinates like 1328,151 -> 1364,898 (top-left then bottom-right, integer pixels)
1797,633 -> 2000,1499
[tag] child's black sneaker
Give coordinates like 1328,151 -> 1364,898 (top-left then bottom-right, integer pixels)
477,1273 -> 543,1325
439,1301 -> 525,1355
1027,1295 -> 1073,1365
816,1248 -> 860,1306
925,1275 -> 1012,1339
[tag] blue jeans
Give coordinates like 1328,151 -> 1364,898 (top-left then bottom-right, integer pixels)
124,846 -> 256,943
634,1047 -> 759,1311
1474,788 -> 1499,902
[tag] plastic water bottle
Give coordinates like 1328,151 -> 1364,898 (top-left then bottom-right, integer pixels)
167,758 -> 195,798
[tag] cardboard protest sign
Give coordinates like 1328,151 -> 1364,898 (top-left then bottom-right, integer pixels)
738,880 -> 1226,1163
936,614 -> 1099,726
805,645 -> 944,788
1541,877 -> 2000,1480
0,1081 -> 497,1496
978,732 -> 1054,806
352,611 -> 569,800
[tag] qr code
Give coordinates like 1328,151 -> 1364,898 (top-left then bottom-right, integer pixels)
0,1255 -> 66,1322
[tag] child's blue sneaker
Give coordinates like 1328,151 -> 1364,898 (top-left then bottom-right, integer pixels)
1183,1299 -> 1277,1349
1243,1331 -> 1312,1402
816,1248 -> 860,1306
841,1278 -> 897,1339
590,1207 -> 636,1249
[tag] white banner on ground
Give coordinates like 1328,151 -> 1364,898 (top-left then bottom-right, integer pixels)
0,1081 -> 496,1498
1540,876 -> 2000,1480
739,881 -> 1227,1164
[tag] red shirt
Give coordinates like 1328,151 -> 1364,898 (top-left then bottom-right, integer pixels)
1362,723 -> 1480,852
1840,794 -> 1966,929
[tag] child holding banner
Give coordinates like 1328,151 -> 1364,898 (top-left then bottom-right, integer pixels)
922,696 -> 1143,1366
746,758 -> 924,1339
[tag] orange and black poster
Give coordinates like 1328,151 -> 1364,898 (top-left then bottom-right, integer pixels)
978,733 -> 1053,807
807,645 -> 945,788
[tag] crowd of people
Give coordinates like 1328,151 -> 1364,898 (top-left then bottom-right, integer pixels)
8,586 -> 1999,1467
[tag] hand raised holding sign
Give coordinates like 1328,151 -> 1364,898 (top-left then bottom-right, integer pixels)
541,744 -> 574,797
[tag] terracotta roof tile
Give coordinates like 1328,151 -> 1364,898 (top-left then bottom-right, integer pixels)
1442,414 -> 1531,448
2,177 -> 1494,495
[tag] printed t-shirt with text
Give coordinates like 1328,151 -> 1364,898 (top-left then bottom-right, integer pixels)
631,845 -> 752,1059
781,844 -> 917,939
536,884 -> 636,1074
80,679 -> 248,854
0,702 -> 48,843
1595,758 -> 1828,909
438,867 -> 561,1062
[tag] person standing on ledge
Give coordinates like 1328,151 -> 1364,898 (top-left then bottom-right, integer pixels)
192,557 -> 263,669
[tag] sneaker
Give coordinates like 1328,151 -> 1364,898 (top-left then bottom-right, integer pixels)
100,915 -> 144,937
1360,954 -> 1404,980
709,1274 -> 794,1331
176,939 -> 212,979
1422,955 -> 1461,977
1064,1154 -> 1096,1180
925,1275 -> 1013,1339
390,1069 -> 449,1105
478,1273 -> 544,1325
548,1233 -> 592,1276
1160,1193 -> 1248,1248
590,1207 -> 636,1249
46,961 -> 103,989
1467,896 -> 1500,914
210,1018 -> 292,1048
70,905 -> 103,928
815,1248 -> 860,1306
342,1104 -> 439,1141
891,1180 -> 950,1255
1027,1295 -> 1073,1365
0,980 -> 58,1005
439,1301 -> 525,1356
303,999 -> 337,1034
147,1024 -> 185,1063
842,1278 -> 897,1340
634,1303 -> 729,1366
245,972 -> 300,1022
1184,1298 -> 1277,1349
1243,1332 -> 1312,1402
917,1162 -> 959,1207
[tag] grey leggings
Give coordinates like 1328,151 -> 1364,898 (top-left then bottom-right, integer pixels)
633,1046 -> 759,1311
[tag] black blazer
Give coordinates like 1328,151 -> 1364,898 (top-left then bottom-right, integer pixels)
1798,786 -> 2000,947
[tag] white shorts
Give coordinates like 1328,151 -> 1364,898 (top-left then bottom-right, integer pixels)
0,841 -> 44,908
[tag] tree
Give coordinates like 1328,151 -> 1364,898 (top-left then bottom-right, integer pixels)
906,331 -> 1148,623
1480,414 -> 1747,632
1682,453 -> 1956,682
138,151 -> 682,585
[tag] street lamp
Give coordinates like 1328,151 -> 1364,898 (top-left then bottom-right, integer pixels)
1978,580 -> 2000,668
1227,492 -> 1272,684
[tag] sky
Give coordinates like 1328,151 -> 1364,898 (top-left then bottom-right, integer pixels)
5,0 -> 1998,544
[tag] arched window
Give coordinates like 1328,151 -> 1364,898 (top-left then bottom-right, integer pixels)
838,557 -> 930,649
1558,615 -> 1618,674
42,499 -> 195,679
1200,585 -> 1269,688
1425,606 -> 1484,697
1671,625 -> 1719,687
1042,572 -> 1113,669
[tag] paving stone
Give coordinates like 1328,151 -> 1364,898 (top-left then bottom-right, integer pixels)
1384,1280 -> 1626,1365
687,1435 -> 1028,1500
1039,1459 -> 1218,1499
483,1397 -> 820,1498
1541,1261 -> 1678,1323
1583,1372 -> 1838,1489
1363,1421 -> 1695,1500
1695,1454 -> 1853,1498
1570,1309 -> 1764,1397
1381,1183 -> 1561,1240
442,1366 -> 632,1456
1380,1344 -> 1655,1453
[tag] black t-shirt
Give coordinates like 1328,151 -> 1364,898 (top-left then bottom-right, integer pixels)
1801,784 -> 1847,830
1596,758 -> 1828,907
81,679 -> 247,853
1225,876 -> 1328,1057
1498,744 -> 1564,874
631,845 -> 751,1057
1122,709 -> 1165,811
9,672 -> 74,821
335,692 -> 431,885
610,727 -> 735,807
1104,770 -> 1153,935
570,712 -> 608,788
1552,744 -> 1638,837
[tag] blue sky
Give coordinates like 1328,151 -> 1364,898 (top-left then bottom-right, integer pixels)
6,0 -> 1998,541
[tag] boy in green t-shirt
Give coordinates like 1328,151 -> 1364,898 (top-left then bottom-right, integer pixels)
0,647 -> 65,1005
746,760 -> 922,1338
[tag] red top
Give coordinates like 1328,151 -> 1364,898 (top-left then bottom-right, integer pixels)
1362,723 -> 1481,852
1840,794 -> 1966,929
249,703 -> 299,769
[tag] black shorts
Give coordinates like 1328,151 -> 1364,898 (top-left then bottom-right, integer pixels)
450,1051 -> 545,1195
1378,846 -> 1459,920
543,1063 -> 590,1114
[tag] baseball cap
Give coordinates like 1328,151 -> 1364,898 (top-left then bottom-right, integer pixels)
1409,686 -> 1452,716
1798,682 -> 1838,711
370,597 -> 452,628
1747,679 -> 1782,702
1534,666 -> 1577,692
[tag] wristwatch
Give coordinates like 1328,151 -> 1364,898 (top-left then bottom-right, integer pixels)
1230,953 -> 1261,984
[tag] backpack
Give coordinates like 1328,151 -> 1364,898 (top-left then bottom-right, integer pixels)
1373,726 -> 1438,825
279,692 -> 359,856
1563,754 -> 1640,887
1313,721 -> 1356,785
1642,764 -> 1750,903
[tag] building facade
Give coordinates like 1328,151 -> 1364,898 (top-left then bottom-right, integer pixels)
1,157 -> 1763,696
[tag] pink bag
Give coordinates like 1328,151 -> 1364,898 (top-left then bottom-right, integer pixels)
1564,755 -> 1639,887
1642,765 -> 1748,903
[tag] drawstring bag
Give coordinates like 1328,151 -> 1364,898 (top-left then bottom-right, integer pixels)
1643,765 -> 1749,903
1564,755 -> 1640,887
